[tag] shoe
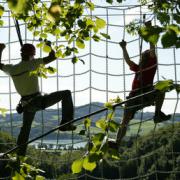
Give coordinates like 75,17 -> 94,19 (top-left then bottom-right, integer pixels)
108,139 -> 119,149
59,124 -> 76,131
154,112 -> 171,123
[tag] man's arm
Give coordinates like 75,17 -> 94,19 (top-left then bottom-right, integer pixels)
42,49 -> 56,65
119,40 -> 136,67
42,41 -> 56,64
0,43 -> 6,70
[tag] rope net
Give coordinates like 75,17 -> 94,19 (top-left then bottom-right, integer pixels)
0,2 -> 180,179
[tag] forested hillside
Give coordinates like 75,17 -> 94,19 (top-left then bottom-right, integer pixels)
0,122 -> 180,179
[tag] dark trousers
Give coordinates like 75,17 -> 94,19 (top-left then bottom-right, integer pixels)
17,90 -> 73,156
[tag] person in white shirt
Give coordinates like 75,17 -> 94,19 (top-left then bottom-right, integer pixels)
0,43 -> 76,156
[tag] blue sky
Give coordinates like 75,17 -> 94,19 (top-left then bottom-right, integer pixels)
0,0 -> 179,114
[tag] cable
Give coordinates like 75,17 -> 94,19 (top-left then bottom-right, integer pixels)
13,18 -> 23,47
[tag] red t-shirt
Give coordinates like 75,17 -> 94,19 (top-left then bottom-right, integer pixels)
130,56 -> 157,94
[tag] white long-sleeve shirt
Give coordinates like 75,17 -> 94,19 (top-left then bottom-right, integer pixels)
2,58 -> 44,96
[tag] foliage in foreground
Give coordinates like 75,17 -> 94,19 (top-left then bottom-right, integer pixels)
0,0 -> 179,60
1,122 -> 180,179
77,122 -> 180,180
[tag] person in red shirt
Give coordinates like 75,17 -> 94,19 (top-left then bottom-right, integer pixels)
113,37 -> 171,146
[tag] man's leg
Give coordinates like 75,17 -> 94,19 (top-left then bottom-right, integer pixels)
154,91 -> 171,123
116,111 -> 134,145
154,91 -> 165,115
16,111 -> 36,156
41,90 -> 75,130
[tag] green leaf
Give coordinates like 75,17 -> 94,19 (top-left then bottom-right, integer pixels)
68,36 -> 76,44
72,56 -> 79,64
0,5 -> 4,17
48,4 -> 61,22
55,50 -> 63,58
99,135 -> 108,151
93,26 -> 99,33
104,102 -> 113,110
96,18 -> 106,29
64,47 -> 72,56
139,26 -> 162,45
40,33 -> 47,39
77,19 -> 86,28
12,171 -> 24,180
155,80 -> 174,92
33,31 -> 40,37
47,66 -> 56,74
65,33 -> 70,40
71,47 -> 79,53
175,84 -> 180,94
157,12 -> 170,24
36,42 -> 44,48
126,21 -> 140,36
86,18 -> 94,28
83,156 -> 96,171
86,2 -> 95,11
92,133 -> 105,146
92,34 -> 100,42
54,28 -> 61,36
100,33 -> 111,39
79,129 -> 86,135
84,118 -> 91,129
95,119 -> 107,131
43,44 -> 51,53
71,159 -> 83,174
0,108 -> 7,117
36,176 -> 45,180
76,38 -> 85,49
106,0 -> 113,4
107,112 -> 114,121
0,20 -> 4,26
161,30 -> 177,48
8,0 -> 27,14
167,24 -> 180,34
109,121 -> 119,132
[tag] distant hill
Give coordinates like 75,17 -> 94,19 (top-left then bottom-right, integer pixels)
0,102 -> 179,139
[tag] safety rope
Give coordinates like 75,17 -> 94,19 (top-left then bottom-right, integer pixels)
13,18 -> 23,47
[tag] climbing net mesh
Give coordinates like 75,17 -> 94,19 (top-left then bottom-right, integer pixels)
0,2 -> 180,179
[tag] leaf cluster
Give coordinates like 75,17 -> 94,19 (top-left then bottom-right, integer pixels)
6,155 -> 45,180
30,65 -> 56,78
155,80 -> 180,94
72,100 -> 120,173
0,4 -> 4,26
130,0 -> 180,48
2,0 -> 110,64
